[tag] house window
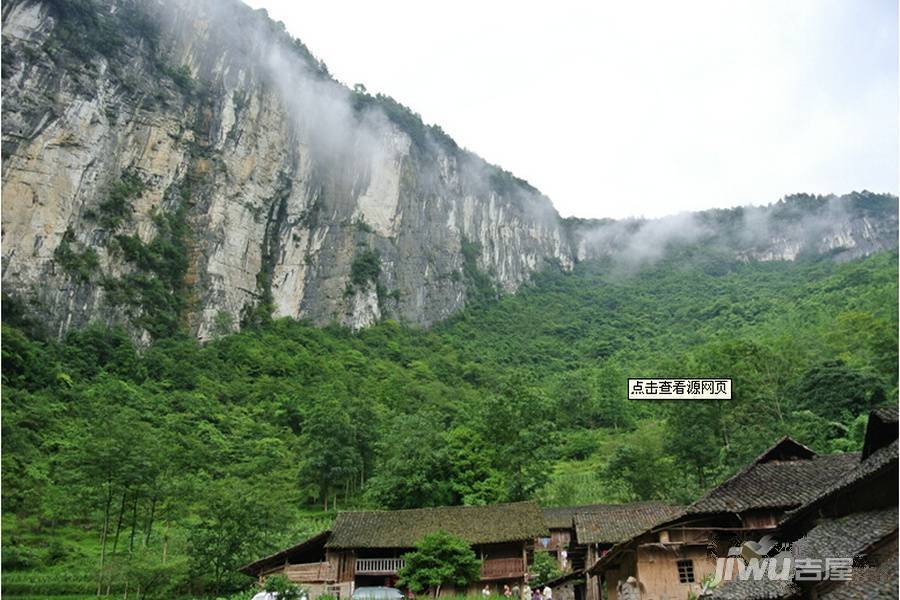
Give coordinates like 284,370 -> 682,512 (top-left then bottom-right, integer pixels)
677,559 -> 695,583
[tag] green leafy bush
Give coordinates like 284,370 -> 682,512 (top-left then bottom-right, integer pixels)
159,62 -> 194,93
102,207 -> 190,338
53,230 -> 99,282
529,550 -> 563,586
350,249 -> 381,288
264,574 -> 305,600
398,531 -> 481,597
97,172 -> 146,230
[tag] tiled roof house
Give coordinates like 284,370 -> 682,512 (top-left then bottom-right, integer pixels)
590,436 -> 864,600
240,502 -> 548,598
707,407 -> 898,600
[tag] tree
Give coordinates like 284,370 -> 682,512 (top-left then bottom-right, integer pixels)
529,550 -> 563,586
664,401 -> 725,492
397,531 -> 481,598
109,548 -> 189,600
477,381 -> 557,501
365,414 -> 456,509
795,359 -> 885,422
602,421 -> 689,502
187,478 -> 290,596
444,426 -> 504,505
299,392 -> 361,510
265,574 -> 305,600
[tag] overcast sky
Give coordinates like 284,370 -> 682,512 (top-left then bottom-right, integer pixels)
244,0 -> 898,219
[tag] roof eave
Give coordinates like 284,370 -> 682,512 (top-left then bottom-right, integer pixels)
238,530 -> 332,575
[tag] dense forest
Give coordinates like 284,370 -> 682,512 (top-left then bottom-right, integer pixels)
2,248 -> 897,598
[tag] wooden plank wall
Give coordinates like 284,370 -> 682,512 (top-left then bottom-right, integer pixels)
633,546 -> 715,599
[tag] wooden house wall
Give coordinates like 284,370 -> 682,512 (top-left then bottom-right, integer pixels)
319,542 -> 530,593
741,510 -> 780,530
326,549 -> 355,583
354,547 -> 410,559
632,545 -> 714,600
476,541 -> 524,559
256,562 -> 348,600
537,529 -> 576,572
826,466 -> 898,518
254,539 -> 534,598
477,541 -> 529,584
602,548 -> 638,600
662,528 -> 712,545
550,529 -> 572,551
585,545 -> 601,600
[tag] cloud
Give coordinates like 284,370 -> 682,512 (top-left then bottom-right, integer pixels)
242,0 -> 899,220
579,212 -> 711,270
161,0 -> 561,231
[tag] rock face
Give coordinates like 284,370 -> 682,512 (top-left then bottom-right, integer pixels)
1,0 -> 897,340
1,0 -> 571,339
565,195 -> 899,268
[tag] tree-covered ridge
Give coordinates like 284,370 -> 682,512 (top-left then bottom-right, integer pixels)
1,250 -> 897,597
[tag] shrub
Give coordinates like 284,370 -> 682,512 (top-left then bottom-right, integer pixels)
350,249 -> 381,288
529,550 -> 563,586
97,172 -> 145,230
264,574 -> 305,600
1,543 -> 43,570
53,230 -> 99,282
159,62 -> 194,93
397,531 -> 480,597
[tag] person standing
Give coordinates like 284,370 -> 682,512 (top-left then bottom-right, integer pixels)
483,585 -> 492,598
542,585 -> 552,600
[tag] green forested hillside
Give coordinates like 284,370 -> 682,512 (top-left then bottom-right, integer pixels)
2,250 -> 897,598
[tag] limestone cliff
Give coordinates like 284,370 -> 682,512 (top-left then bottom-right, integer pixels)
1,0 -> 897,341
2,0 -> 572,339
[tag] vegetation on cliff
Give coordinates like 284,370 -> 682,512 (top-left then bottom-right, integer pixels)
2,249 -> 896,597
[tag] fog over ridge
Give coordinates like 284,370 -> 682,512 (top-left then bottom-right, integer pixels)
154,0 -> 899,270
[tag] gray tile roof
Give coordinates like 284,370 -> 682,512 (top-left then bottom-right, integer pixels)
780,440 -> 898,529
790,508 -> 897,562
326,501 -> 547,549
820,561 -> 899,599
707,509 -> 898,600
541,502 -> 680,531
572,503 -> 685,544
863,406 -> 899,459
705,577 -> 794,599
542,504 -> 612,529
870,405 -> 899,424
688,451 -> 860,515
